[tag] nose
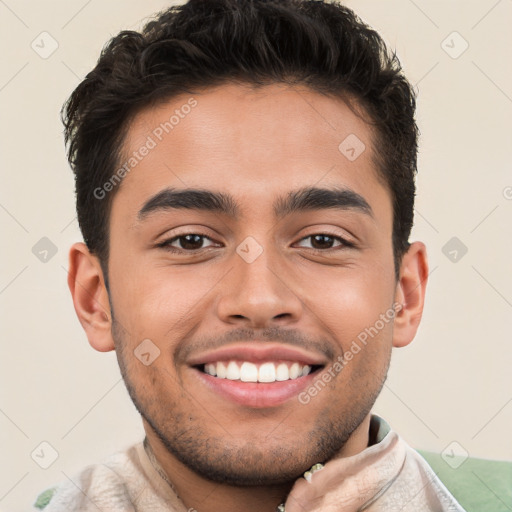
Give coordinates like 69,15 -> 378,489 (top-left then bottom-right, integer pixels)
215,246 -> 304,329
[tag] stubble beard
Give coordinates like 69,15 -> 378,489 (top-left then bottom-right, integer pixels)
112,316 -> 389,487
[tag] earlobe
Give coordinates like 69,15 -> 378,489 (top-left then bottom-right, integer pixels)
67,242 -> 115,352
392,241 -> 429,348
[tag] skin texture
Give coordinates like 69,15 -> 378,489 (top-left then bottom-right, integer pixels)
68,83 -> 428,512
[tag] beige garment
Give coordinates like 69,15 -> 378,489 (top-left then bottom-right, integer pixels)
284,419 -> 465,511
40,416 -> 466,512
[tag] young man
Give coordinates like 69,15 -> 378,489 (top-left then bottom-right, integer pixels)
38,0 -> 466,510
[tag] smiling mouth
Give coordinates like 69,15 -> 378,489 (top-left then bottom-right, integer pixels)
198,361 -> 323,383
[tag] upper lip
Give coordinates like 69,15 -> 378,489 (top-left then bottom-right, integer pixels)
187,343 -> 328,367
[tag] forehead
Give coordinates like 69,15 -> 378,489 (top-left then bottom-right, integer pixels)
114,83 -> 390,220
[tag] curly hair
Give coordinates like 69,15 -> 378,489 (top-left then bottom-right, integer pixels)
62,0 -> 418,279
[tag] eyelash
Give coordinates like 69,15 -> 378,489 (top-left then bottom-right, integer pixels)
156,233 -> 355,253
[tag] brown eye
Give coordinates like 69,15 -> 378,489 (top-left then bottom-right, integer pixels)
178,234 -> 206,250
296,234 -> 351,250
310,235 -> 335,249
158,234 -> 217,252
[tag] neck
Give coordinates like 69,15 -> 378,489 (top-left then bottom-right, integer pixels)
142,415 -> 371,512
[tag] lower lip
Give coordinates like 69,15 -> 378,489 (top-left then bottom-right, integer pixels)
193,368 -> 319,408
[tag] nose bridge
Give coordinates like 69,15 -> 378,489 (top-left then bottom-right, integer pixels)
215,238 -> 303,327
239,246 -> 282,296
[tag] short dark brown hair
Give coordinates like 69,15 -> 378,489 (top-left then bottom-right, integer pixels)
62,0 -> 418,280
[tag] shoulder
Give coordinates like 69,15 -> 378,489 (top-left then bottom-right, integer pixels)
33,443 -> 144,511
368,416 -> 467,511
393,436 -> 467,511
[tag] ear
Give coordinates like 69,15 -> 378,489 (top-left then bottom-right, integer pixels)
392,241 -> 429,348
67,242 -> 114,352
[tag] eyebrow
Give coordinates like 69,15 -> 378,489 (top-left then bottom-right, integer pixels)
137,186 -> 373,220
274,187 -> 373,218
138,188 -> 239,219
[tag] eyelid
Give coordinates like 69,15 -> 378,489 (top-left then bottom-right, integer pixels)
294,226 -> 356,243
294,233 -> 355,250
156,232 -> 222,252
154,227 -> 356,253
290,220 -> 359,241
154,223 -> 219,240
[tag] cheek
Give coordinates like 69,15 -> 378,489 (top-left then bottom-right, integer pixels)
298,266 -> 395,349
109,262 -> 219,343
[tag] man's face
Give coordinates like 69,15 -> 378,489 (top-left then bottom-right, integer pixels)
107,83 -> 398,485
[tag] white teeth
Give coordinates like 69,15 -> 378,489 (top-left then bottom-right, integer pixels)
258,362 -> 276,383
289,362 -> 301,379
226,361 -> 240,380
216,361 -> 227,379
276,363 -> 289,381
240,362 -> 258,382
203,361 -> 315,383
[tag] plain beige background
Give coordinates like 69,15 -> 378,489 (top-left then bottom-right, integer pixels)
1,0 -> 511,510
